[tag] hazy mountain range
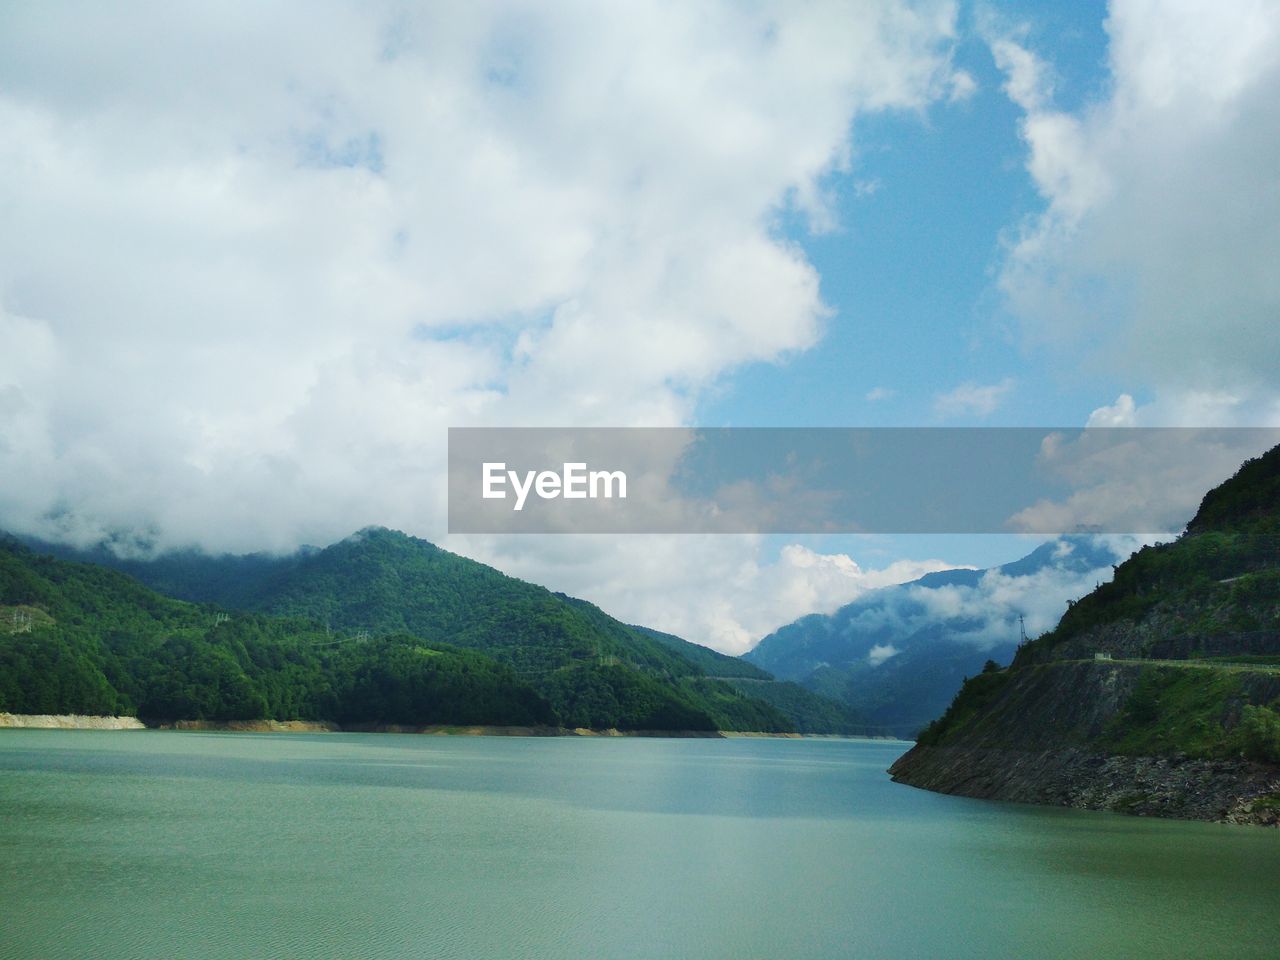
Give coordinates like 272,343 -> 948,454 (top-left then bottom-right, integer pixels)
745,537 -> 1130,737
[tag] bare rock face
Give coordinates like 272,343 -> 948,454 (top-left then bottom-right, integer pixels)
891,743 -> 1280,825
888,662 -> 1280,826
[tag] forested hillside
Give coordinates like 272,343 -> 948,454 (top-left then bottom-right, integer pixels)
0,537 -> 552,725
3,532 -> 854,733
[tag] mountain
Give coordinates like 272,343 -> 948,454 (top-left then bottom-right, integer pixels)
890,445 -> 1280,825
745,537 -> 1124,737
0,536 -> 554,727
18,527 -> 858,733
628,624 -> 867,734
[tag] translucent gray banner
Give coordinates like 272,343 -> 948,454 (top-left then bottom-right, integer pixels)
447,427 -> 1280,534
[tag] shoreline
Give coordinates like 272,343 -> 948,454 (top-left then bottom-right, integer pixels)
0,713 -> 857,738
0,713 -> 146,730
890,744 -> 1280,827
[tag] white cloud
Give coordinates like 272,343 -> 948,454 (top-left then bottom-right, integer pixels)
1086,390 -> 1280,429
993,1 -> 1280,410
989,36 -> 1053,112
948,69 -> 978,102
899,539 -> 1149,647
458,533 -> 958,655
0,1 -> 966,556
1085,393 -> 1138,428
933,377 -> 1015,418
751,535 -> 1162,659
867,643 -> 900,666
1007,424 -> 1280,535
853,178 -> 883,198
865,386 -> 895,401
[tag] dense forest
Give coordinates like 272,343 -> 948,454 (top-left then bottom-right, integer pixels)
1,533 -> 858,733
59,527 -> 742,681
0,539 -> 554,725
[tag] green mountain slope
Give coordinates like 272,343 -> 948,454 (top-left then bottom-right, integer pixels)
626,624 -> 772,679
629,623 -> 868,733
890,446 -> 1280,824
717,677 -> 868,735
0,537 -> 553,726
20,528 -> 809,733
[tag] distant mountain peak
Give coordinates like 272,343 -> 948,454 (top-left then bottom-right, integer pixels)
343,525 -> 404,543
331,526 -> 443,556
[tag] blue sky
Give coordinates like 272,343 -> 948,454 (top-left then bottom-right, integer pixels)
699,1 -> 1113,571
2,1 -> 1277,651
703,1 -> 1115,431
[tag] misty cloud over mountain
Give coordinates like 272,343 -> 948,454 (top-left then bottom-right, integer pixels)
745,536 -> 1151,735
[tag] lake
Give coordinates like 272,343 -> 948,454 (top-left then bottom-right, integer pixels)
1,731 -> 1277,959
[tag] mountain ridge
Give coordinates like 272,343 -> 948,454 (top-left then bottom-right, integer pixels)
9,527 -> 861,734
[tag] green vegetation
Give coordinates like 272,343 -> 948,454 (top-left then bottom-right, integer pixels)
62,529 -> 758,667
630,624 -> 773,680
0,537 -> 556,725
1101,667 -> 1244,758
915,656 -> 1280,764
917,444 -> 1280,765
0,534 -> 828,733
1240,704 -> 1280,764
542,665 -> 716,731
1014,448 -> 1280,667
914,669 -> 1010,747
720,678 -> 868,735
326,637 -> 554,727
1186,444 -> 1280,535
675,677 -> 793,733
1015,533 -> 1280,664
1095,669 -> 1280,764
79,528 -> 715,682
1188,653 -> 1280,667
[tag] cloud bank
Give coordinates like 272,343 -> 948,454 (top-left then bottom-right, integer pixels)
0,1 -> 965,554
778,535 -> 1152,660
468,534 -> 956,656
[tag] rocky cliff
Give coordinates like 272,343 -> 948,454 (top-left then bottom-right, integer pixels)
889,662 -> 1280,824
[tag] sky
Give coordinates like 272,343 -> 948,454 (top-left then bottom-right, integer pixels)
2,1 -> 1278,654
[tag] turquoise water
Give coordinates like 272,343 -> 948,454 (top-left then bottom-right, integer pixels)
1,732 -> 1277,959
